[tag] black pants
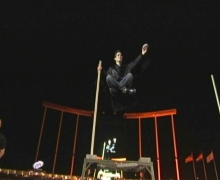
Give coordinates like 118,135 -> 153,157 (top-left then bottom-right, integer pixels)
106,73 -> 133,92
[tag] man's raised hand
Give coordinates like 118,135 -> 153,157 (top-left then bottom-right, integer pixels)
142,43 -> 149,55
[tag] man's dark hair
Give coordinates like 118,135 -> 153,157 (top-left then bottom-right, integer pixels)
114,50 -> 122,58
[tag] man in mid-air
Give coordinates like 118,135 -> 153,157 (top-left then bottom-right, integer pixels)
106,44 -> 149,96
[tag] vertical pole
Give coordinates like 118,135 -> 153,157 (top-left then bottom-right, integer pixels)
202,152 -> 208,180
93,169 -> 97,178
52,111 -> 63,174
70,114 -> 79,175
211,74 -> 220,115
90,61 -> 102,155
102,142 -> 106,160
213,152 -> 219,180
192,152 -> 197,180
171,115 -> 180,180
154,116 -> 161,180
35,106 -> 47,162
138,117 -> 142,157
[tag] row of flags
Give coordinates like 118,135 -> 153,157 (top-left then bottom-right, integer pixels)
185,151 -> 218,180
185,151 -> 214,164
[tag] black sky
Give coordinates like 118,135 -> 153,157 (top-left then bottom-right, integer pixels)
1,1 -> 220,179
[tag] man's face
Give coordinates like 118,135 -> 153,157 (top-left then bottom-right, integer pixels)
114,52 -> 123,63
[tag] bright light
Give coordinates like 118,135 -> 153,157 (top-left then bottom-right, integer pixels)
33,160 -> 44,169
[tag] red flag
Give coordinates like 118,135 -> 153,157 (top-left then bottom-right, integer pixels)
206,151 -> 214,163
196,153 -> 203,162
185,154 -> 193,163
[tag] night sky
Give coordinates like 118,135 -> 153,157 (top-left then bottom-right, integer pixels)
1,1 -> 220,179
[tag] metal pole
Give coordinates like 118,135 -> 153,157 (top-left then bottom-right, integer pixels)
90,61 -> 102,154
213,151 -> 219,180
70,114 -> 79,175
138,117 -> 142,157
202,151 -> 208,180
35,107 -> 47,162
102,142 -> 106,160
171,115 -> 180,180
211,74 -> 220,115
154,116 -> 161,180
192,152 -> 197,180
52,111 -> 63,174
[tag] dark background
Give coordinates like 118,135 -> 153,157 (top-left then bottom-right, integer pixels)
1,1 -> 220,180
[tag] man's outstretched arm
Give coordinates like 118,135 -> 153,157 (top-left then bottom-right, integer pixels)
128,43 -> 149,69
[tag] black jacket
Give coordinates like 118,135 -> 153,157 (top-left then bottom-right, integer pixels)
107,54 -> 145,80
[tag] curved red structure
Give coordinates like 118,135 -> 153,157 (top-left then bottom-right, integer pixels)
125,109 -> 179,180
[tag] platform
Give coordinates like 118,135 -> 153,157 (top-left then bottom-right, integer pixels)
81,155 -> 155,180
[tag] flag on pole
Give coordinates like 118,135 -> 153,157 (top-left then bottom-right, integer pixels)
206,151 -> 214,163
196,153 -> 203,162
185,154 -> 193,163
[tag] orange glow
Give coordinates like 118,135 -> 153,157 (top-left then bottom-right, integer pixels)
124,109 -> 177,119
97,156 -> 102,160
111,158 -> 127,161
42,101 -> 93,116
